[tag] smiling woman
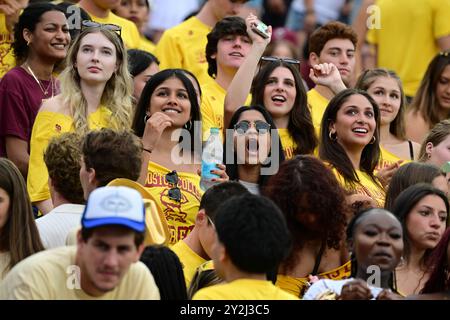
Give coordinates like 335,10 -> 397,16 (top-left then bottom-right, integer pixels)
319,89 -> 385,207
26,25 -> 133,215
0,3 -> 70,179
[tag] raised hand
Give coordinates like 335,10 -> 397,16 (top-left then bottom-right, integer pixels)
246,13 -> 272,47
141,112 -> 174,152
309,63 -> 347,94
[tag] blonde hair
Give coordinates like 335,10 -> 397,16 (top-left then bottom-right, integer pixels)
59,27 -> 132,134
355,68 -> 407,140
418,119 -> 450,162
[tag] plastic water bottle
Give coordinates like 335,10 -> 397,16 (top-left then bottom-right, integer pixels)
200,128 -> 223,191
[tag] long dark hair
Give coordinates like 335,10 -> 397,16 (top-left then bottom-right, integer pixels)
132,69 -> 202,154
421,228 -> 450,294
391,183 -> 449,264
224,105 -> 285,189
0,158 -> 44,277
251,61 -> 318,155
319,89 -> 381,187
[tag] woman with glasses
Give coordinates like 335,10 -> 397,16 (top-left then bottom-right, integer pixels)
224,14 -> 317,160
263,155 -> 350,299
225,105 -> 285,194
319,89 -> 385,207
132,69 -> 227,245
405,51 -> 450,144
0,3 -> 70,178
27,24 -> 132,215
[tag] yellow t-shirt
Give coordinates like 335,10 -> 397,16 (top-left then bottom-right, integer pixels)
140,36 -> 156,54
0,251 -> 11,281
155,16 -> 211,85
332,167 -> 386,207
193,278 -> 299,300
87,11 -> 141,49
201,80 -> 252,141
27,107 -> 113,203
0,13 -> 15,78
0,246 -> 160,300
376,147 -> 410,172
366,0 -> 450,97
276,261 -> 351,299
307,88 -> 329,138
278,128 -> 297,160
144,161 -> 203,245
171,240 -> 207,289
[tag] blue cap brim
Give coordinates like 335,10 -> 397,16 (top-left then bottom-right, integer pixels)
82,217 -> 145,232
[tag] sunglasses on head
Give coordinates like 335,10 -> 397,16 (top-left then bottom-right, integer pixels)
165,170 -> 181,202
81,20 -> 122,37
261,56 -> 300,65
234,120 -> 271,135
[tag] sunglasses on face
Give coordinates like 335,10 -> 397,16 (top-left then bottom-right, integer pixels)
234,120 -> 271,135
261,56 -> 300,65
165,170 -> 181,202
81,20 -> 122,37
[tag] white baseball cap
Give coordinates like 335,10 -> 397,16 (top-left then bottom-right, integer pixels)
82,186 -> 145,232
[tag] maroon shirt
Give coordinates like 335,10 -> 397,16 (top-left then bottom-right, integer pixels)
0,66 -> 60,157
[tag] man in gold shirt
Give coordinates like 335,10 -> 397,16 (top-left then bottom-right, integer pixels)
79,0 -> 141,49
155,0 -> 249,85
201,15 -> 252,141
307,21 -> 357,134
193,193 -> 297,300
0,186 -> 160,299
171,181 -> 249,289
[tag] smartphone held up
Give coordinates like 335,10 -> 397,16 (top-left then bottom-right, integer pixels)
251,21 -> 270,39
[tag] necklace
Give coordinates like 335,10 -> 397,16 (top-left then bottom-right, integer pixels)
25,63 -> 54,98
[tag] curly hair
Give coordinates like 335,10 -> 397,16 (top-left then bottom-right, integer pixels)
262,155 -> 348,273
44,132 -> 84,204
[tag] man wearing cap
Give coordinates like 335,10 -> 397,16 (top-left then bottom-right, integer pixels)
0,186 -> 160,300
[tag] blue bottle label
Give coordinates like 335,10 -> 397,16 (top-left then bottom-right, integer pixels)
201,162 -> 220,179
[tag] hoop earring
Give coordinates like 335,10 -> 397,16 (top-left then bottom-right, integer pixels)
329,131 -> 337,141
143,114 -> 150,124
369,136 -> 376,144
26,40 -> 30,46
184,120 -> 192,131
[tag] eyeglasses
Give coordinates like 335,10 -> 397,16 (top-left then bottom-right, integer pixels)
261,56 -> 300,65
81,20 -> 122,37
234,120 -> 271,135
165,170 -> 181,202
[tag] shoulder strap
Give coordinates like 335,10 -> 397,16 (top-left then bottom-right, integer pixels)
311,241 -> 326,275
408,140 -> 414,160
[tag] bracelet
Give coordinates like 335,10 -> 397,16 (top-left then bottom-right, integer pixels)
143,148 -> 152,154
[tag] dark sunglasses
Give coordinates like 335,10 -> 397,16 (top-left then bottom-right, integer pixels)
81,20 -> 122,37
165,170 -> 181,202
234,120 -> 271,135
261,56 -> 300,65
